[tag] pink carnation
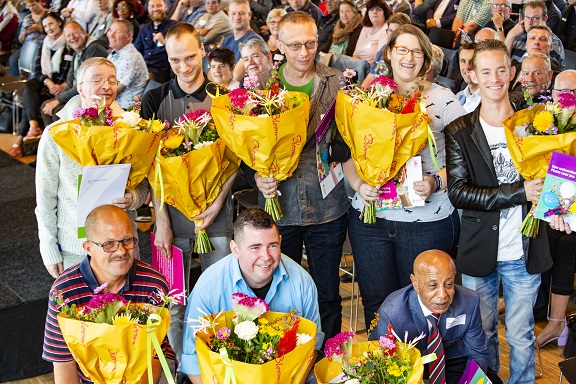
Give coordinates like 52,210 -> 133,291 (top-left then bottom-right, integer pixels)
370,75 -> 397,90
229,88 -> 250,109
231,293 -> 270,321
186,109 -> 211,122
81,292 -> 127,315
324,331 -> 355,359
557,92 -> 576,108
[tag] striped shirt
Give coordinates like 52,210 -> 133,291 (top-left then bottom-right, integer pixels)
42,257 -> 175,383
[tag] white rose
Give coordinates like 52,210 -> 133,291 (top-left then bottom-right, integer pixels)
296,333 -> 313,346
234,320 -> 259,341
344,379 -> 360,384
120,111 -> 142,127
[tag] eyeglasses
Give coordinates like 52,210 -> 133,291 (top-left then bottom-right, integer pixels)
90,236 -> 137,253
204,0 -> 218,4
491,3 -> 510,8
524,15 -> 543,21
280,40 -> 318,51
393,46 -> 424,58
83,77 -> 119,86
553,88 -> 576,95
116,5 -> 129,10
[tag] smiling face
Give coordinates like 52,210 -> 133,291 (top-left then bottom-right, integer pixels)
470,49 -> 514,104
42,15 -> 64,39
107,21 -> 132,52
77,63 -> 118,107
228,1 -> 252,32
279,21 -> 318,76
148,0 -> 167,22
388,33 -> 425,84
166,33 -> 205,89
231,225 -> 282,289
64,23 -> 87,52
410,251 -> 456,314
209,60 -> 234,86
459,48 -> 475,85
241,45 -> 273,76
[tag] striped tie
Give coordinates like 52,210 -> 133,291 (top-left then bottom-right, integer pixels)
427,313 -> 446,384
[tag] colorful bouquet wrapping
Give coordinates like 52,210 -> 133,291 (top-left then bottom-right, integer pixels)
147,109 -> 240,254
51,284 -> 181,384
314,324 -> 424,384
191,293 -> 317,384
336,73 -> 433,224
503,92 -> 576,237
49,98 -> 163,189
211,74 -> 310,221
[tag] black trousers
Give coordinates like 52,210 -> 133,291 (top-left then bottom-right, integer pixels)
19,78 -> 53,135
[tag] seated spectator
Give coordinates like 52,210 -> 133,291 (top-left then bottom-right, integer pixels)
426,44 -> 444,83
451,0 -> 492,45
180,208 -> 323,383
208,48 -> 240,89
87,0 -> 115,44
171,0 -> 206,25
370,250 -> 489,384
107,19 -> 148,109
40,21 -> 108,127
318,0 -> 339,49
8,0 -> 46,77
425,0 -> 459,30
8,12 -> 72,159
42,205 -> 175,383
60,0 -> 99,30
505,0 -> 565,65
484,0 -> 516,40
36,57 -> 147,278
360,12 -> 411,88
265,8 -> 287,61
249,0 -> 273,28
544,0 -> 562,32
353,0 -> 393,64
112,0 -> 145,42
0,0 -> 18,52
194,0 -> 232,53
320,0 -> 363,56
475,27 -> 499,41
454,42 -> 480,112
285,0 -> 324,28
385,0 -> 411,18
134,0 -> 177,83
240,38 -> 273,79
510,53 -> 554,108
222,0 -> 264,61
556,0 -> 576,50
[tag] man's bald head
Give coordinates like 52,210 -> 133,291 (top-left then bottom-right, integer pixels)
410,250 -> 456,314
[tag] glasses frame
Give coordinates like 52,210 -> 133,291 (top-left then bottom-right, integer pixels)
490,3 -> 510,8
82,78 -> 119,86
552,88 -> 576,95
90,236 -> 138,253
280,40 -> 318,52
392,45 -> 425,58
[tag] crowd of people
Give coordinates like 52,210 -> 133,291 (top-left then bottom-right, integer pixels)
1,0 -> 575,382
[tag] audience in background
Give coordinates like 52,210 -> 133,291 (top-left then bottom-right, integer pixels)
60,0 -> 98,29
87,0 -> 115,43
320,0 -> 363,56
194,0 -> 232,53
451,0 -> 493,43
424,0 -> 458,30
171,0 -> 206,25
557,0 -> 576,50
264,8 -> 286,59
8,0 -> 46,76
285,0 -> 324,27
239,38 -> 274,80
455,42 -> 481,112
353,0 -> 393,64
484,0 -> 515,40
112,0 -> 145,41
208,47 -> 240,89
222,0 -> 264,61
0,0 -> 19,52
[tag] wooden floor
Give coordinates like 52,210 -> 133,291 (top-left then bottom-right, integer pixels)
0,130 -> 570,384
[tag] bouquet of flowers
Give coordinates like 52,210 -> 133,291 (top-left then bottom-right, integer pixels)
336,72 -> 434,224
211,71 -> 310,221
314,323 -> 424,384
49,96 -> 163,189
51,283 -> 182,384
503,92 -> 576,237
191,293 -> 317,384
147,109 -> 239,254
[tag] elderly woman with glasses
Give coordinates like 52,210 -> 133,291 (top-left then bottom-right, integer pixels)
343,25 -> 466,328
112,0 -> 144,40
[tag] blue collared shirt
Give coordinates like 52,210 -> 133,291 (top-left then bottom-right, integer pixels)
180,254 -> 323,375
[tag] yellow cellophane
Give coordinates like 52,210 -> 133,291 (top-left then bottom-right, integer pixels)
49,119 -> 161,188
147,140 -> 240,221
314,341 -> 424,384
196,311 -> 317,384
56,306 -> 170,384
335,91 -> 430,186
503,106 -> 576,180
210,92 -> 310,180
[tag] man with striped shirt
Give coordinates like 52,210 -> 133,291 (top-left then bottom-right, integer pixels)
42,205 -> 175,383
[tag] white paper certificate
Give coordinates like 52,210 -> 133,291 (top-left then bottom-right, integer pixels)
77,164 -> 131,238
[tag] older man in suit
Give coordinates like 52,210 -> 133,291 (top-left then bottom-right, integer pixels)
370,250 -> 489,384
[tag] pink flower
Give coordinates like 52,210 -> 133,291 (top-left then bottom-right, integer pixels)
243,76 -> 260,90
343,68 -> 357,79
81,292 -> 127,315
370,75 -> 397,91
231,293 -> 270,321
94,282 -> 108,294
186,109 -> 211,122
217,327 -> 231,340
324,331 -> 355,359
557,92 -> 576,108
229,88 -> 250,109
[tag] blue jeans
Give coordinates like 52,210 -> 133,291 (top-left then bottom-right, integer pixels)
348,209 -> 460,328
279,213 -> 348,343
462,260 -> 540,384
168,236 -> 230,368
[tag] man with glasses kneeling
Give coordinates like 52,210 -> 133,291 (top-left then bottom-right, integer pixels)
42,205 -> 175,383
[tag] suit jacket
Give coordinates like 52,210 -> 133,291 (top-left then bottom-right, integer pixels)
370,285 -> 489,376
444,107 -> 552,276
426,0 -> 459,29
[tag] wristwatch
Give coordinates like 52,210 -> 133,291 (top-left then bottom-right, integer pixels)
496,27 -> 504,32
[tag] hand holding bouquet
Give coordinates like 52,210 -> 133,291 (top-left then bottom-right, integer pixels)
211,70 -> 310,221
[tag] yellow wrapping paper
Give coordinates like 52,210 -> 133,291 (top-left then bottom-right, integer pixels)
314,341 -> 424,384
335,91 -> 430,186
148,140 -> 240,221
211,92 -> 310,180
57,307 -> 170,384
503,106 -> 576,180
196,311 -> 317,384
49,119 -> 161,188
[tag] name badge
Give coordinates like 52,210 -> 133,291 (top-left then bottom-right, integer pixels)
454,4 -> 459,9
64,54 -> 73,61
198,19 -> 207,27
98,23 -> 105,30
157,41 -> 164,47
446,314 -> 466,329
273,53 -> 284,62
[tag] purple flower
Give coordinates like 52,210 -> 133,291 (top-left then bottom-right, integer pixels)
558,92 -> 576,108
243,76 -> 260,90
217,327 -> 231,340
94,282 -> 108,294
343,68 -> 357,79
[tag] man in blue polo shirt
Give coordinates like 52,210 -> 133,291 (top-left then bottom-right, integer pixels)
181,207 -> 323,383
221,0 -> 263,61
